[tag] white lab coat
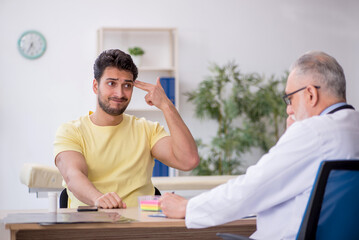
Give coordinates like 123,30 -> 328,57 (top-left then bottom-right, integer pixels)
185,109 -> 359,239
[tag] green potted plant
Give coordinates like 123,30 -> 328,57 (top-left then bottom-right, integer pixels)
186,62 -> 288,175
128,46 -> 145,66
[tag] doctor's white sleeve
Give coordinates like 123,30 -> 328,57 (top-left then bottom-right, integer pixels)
185,121 -> 323,229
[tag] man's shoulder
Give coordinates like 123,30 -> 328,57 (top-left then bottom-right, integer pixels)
124,113 -> 157,126
123,114 -> 166,138
58,114 -> 90,132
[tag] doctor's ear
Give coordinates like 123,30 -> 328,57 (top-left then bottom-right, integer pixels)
307,85 -> 319,107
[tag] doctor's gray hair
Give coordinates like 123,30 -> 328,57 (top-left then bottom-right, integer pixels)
290,51 -> 346,100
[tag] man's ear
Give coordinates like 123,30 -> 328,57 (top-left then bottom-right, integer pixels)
307,85 -> 319,107
93,79 -> 98,94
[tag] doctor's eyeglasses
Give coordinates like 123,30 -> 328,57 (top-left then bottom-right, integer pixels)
282,86 -> 320,105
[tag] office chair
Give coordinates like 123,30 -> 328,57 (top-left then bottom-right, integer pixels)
59,188 -> 68,208
59,187 -> 162,208
217,160 -> 359,240
296,160 -> 359,240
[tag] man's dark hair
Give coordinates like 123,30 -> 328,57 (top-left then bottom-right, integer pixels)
93,49 -> 138,82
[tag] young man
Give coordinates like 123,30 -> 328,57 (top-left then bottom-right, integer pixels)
54,49 -> 199,209
160,51 -> 359,239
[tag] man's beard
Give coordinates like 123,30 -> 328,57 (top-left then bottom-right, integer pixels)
98,95 -> 129,116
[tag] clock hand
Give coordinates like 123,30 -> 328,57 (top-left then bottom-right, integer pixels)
27,42 -> 34,53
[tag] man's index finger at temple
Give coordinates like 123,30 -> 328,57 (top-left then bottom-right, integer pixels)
134,80 -> 152,91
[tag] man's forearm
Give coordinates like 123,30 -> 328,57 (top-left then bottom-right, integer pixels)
66,171 -> 103,206
162,103 -> 199,170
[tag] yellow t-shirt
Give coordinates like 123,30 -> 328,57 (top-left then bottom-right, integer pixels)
53,113 -> 168,208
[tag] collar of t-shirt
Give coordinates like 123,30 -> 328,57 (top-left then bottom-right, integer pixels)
320,102 -> 347,116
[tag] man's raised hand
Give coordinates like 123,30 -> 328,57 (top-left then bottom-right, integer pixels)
134,77 -> 172,110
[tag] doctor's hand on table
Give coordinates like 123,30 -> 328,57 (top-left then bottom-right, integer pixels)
159,192 -> 188,219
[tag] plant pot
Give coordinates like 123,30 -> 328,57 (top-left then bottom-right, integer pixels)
132,55 -> 142,67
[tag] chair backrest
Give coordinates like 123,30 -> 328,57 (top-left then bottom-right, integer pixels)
59,187 -> 162,208
296,160 -> 359,240
59,188 -> 68,208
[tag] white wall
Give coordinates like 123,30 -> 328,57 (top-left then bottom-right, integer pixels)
0,0 -> 358,210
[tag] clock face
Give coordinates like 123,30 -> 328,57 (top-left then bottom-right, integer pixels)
18,30 -> 47,59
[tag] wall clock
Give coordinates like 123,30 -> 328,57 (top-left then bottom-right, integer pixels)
18,30 -> 47,59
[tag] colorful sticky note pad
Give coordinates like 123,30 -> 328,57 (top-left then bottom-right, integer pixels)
139,196 -> 161,212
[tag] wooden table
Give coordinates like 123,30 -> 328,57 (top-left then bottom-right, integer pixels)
1,208 -> 256,240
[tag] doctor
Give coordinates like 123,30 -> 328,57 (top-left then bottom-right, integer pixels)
159,51 -> 359,239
